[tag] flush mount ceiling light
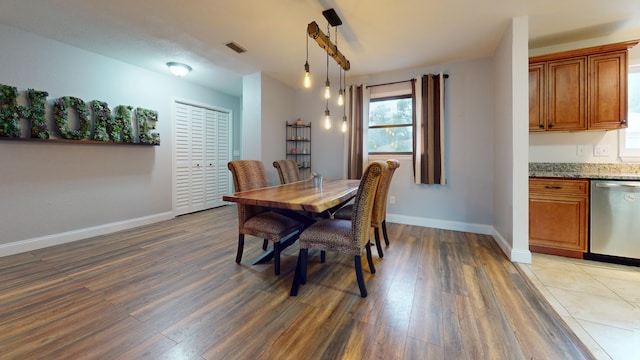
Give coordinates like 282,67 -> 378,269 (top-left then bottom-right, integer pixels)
166,62 -> 192,77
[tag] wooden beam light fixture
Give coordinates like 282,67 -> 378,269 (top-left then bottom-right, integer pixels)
307,21 -> 350,71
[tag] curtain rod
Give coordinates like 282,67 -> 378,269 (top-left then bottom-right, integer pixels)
367,74 -> 449,88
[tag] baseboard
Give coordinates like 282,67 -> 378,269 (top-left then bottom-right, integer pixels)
0,212 -> 175,258
492,228 -> 532,264
386,213 -> 494,235
387,213 -> 532,264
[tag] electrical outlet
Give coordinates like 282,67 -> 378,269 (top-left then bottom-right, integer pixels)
594,144 -> 611,157
576,145 -> 587,157
389,195 -> 395,205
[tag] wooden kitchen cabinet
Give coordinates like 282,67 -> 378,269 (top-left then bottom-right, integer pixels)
528,40 -> 637,132
529,63 -> 545,131
588,50 -> 628,130
529,178 -> 589,258
546,57 -> 586,131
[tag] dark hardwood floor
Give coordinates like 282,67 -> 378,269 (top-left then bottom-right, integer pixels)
0,205 -> 593,359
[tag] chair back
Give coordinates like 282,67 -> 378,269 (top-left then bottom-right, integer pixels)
351,161 -> 386,248
273,159 -> 302,184
370,159 -> 400,226
228,160 -> 269,191
227,160 -> 269,224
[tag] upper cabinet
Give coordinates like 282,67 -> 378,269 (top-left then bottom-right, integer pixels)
588,51 -> 628,130
529,40 -> 638,133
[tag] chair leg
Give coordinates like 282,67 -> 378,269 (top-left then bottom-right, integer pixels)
262,239 -> 268,251
354,255 -> 368,298
273,241 -> 281,275
290,248 -> 308,297
374,227 -> 384,258
290,250 -> 302,296
382,220 -> 390,246
300,248 -> 308,284
365,243 -> 376,274
236,234 -> 245,263
320,250 -> 326,263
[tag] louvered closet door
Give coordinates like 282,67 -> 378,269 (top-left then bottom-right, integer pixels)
175,103 -> 192,214
215,111 -> 230,207
204,109 -> 218,208
174,102 -> 231,215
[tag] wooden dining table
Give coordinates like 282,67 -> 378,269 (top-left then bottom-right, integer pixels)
222,178 -> 360,265
222,178 -> 360,215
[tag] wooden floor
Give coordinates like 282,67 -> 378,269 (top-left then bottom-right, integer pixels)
0,205 -> 594,360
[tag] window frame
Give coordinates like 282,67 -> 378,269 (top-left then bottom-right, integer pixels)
367,94 -> 413,155
619,64 -> 640,162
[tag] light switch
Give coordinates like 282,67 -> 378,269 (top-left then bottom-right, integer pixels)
576,145 -> 589,157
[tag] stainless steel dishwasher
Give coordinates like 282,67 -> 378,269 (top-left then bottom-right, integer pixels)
588,180 -> 640,264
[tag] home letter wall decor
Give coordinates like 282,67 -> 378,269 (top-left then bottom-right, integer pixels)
0,82 -> 159,146
111,105 -> 134,143
91,100 -> 110,141
136,107 -> 160,145
53,96 -> 91,140
26,90 -> 49,139
0,84 -> 22,138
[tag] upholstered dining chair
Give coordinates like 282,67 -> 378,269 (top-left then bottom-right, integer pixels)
290,160 -> 386,298
333,159 -> 400,258
227,160 -> 305,275
273,159 -> 302,184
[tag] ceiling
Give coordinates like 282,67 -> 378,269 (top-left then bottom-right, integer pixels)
1,0 -> 639,97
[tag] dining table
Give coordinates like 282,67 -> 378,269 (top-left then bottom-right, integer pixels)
222,177 -> 360,264
222,178 -> 360,214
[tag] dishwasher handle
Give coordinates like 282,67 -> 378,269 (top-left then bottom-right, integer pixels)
595,182 -> 640,189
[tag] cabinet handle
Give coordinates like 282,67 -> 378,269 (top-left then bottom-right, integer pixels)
621,119 -> 627,125
544,185 -> 562,189
548,123 -> 554,128
539,123 -> 544,129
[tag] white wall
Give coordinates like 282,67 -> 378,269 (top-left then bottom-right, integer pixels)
241,73 -> 262,161
296,57 -> 497,235
260,75 -> 296,185
491,17 -> 531,263
240,72 -> 297,185
0,24 -> 241,255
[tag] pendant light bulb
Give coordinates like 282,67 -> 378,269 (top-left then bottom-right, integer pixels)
341,115 -> 348,133
304,62 -> 311,88
324,80 -> 331,99
324,108 -> 332,130
337,89 -> 344,106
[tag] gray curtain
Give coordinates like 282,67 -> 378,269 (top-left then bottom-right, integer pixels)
413,73 -> 446,184
347,85 -> 366,179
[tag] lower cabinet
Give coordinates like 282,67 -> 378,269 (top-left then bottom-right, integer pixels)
529,178 -> 589,258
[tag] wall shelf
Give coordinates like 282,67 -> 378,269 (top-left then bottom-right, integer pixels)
286,121 -> 311,178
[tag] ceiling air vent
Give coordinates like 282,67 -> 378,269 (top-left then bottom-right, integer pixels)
225,42 -> 246,54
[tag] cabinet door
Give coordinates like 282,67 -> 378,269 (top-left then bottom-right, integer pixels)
529,63 -> 545,131
547,57 -> 586,131
588,51 -> 628,130
529,178 -> 589,258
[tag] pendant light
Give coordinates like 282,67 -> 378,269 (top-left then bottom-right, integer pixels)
336,28 -> 344,107
303,31 -> 311,88
323,25 -> 331,100
341,71 -> 348,133
324,99 -> 332,130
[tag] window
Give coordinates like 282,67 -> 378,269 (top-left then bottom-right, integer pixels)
620,64 -> 640,161
367,81 -> 413,154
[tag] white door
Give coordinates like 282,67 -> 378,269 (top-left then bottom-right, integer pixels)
174,102 -> 231,215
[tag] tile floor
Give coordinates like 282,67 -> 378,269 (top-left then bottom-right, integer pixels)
519,253 -> 640,360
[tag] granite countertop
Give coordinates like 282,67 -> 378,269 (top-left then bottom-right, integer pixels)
529,163 -> 640,181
